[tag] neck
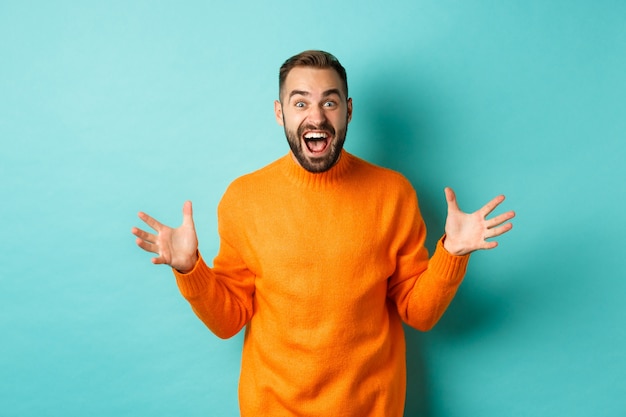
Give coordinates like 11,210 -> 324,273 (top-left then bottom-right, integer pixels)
283,150 -> 353,190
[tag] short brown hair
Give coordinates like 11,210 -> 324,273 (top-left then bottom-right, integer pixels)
278,50 -> 348,101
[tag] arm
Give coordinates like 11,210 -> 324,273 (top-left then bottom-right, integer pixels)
387,221 -> 469,332
388,187 -> 514,331
173,237 -> 255,339
132,201 -> 254,339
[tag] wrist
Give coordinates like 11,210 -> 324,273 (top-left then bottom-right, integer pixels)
175,251 -> 199,274
442,235 -> 469,256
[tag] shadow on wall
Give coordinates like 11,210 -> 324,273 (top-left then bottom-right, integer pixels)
358,72 -> 503,416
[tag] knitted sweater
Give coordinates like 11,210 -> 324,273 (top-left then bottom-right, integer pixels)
174,151 -> 469,417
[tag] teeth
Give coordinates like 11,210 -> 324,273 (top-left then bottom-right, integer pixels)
304,132 -> 328,139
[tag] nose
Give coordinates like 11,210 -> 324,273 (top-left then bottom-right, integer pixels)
307,103 -> 326,125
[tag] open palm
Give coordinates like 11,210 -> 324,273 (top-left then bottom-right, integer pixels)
443,187 -> 515,256
132,201 -> 199,273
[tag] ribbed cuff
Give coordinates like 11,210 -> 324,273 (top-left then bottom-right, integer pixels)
429,236 -> 470,285
172,252 -> 214,298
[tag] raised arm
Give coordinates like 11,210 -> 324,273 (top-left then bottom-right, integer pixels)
131,200 -> 199,273
132,200 -> 255,338
389,186 -> 515,331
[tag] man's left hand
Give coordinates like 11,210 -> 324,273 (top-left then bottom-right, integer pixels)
443,187 -> 515,256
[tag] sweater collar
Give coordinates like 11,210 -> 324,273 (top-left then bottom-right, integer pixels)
282,149 -> 354,189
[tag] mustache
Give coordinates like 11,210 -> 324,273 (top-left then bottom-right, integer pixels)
297,122 -> 336,137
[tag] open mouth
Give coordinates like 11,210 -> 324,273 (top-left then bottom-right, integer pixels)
303,131 -> 331,154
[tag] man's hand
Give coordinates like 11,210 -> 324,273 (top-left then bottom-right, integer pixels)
131,201 -> 199,273
443,187 -> 515,256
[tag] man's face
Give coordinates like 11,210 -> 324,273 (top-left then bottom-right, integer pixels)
274,67 -> 353,173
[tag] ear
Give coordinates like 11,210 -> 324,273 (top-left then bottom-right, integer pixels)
347,97 -> 353,123
274,100 -> 284,126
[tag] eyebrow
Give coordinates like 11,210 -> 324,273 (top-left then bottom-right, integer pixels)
288,88 -> 344,100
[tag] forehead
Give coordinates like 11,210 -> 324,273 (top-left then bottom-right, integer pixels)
282,67 -> 346,100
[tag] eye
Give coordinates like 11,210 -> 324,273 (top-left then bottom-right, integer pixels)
295,101 -> 306,108
323,101 -> 336,107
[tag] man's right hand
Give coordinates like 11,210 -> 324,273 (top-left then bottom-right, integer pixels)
131,201 -> 199,273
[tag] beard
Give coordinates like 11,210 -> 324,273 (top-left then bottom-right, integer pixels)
283,119 -> 348,173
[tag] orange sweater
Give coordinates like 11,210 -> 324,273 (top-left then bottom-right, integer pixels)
174,151 -> 469,417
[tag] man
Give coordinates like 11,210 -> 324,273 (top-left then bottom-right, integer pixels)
132,50 -> 515,417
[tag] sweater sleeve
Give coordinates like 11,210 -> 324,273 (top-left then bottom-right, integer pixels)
173,189 -> 256,339
173,241 -> 256,339
387,184 -> 469,331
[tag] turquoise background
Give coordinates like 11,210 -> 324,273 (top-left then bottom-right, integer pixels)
1,1 -> 624,416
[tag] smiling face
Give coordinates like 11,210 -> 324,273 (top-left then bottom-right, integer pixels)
274,66 -> 353,173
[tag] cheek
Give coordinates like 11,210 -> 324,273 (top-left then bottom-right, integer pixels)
284,113 -> 305,130
331,111 -> 349,127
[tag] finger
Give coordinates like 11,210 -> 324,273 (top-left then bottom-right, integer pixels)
138,211 -> 164,232
483,240 -> 499,250
152,256 -> 168,265
135,237 -> 159,254
487,222 -> 514,239
182,200 -> 194,227
491,223 -> 513,237
486,210 -> 516,229
131,227 -> 158,244
479,194 -> 506,217
444,187 -> 460,212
